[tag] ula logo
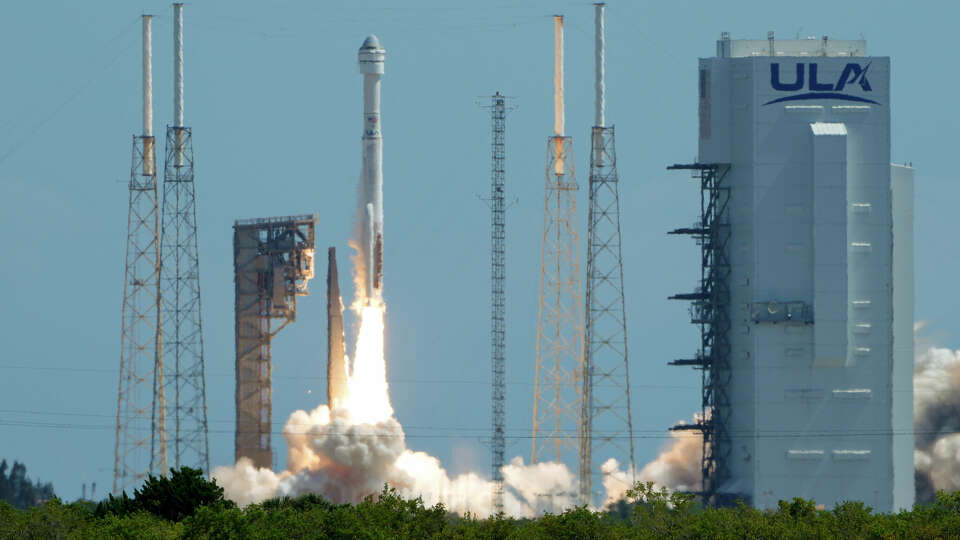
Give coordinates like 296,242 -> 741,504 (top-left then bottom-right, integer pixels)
764,62 -> 879,105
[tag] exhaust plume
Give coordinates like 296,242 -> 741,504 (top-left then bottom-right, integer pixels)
599,418 -> 702,507
619,323 -> 960,506
213,398 -> 593,516
913,322 -> 960,502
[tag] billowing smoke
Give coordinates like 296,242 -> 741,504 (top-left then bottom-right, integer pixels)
913,322 -> 960,502
213,401 -> 589,516
216,320 -> 960,513
599,419 -> 702,507
214,278 -> 589,516
619,323 -> 960,505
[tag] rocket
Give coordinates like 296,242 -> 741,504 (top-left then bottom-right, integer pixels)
358,35 -> 385,303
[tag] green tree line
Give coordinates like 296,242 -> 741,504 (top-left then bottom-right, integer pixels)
2,468 -> 960,538
0,460 -> 55,510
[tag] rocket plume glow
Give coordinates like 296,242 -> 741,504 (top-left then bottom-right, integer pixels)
343,304 -> 392,425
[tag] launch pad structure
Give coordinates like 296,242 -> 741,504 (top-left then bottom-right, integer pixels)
667,163 -> 732,506
233,215 -> 316,468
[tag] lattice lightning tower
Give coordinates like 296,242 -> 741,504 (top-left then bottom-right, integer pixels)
158,3 -> 210,474
115,15 -> 164,494
532,15 -> 584,468
483,92 -> 511,514
580,2 -> 635,506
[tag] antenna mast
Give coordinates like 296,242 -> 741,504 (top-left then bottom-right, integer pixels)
482,91 -> 512,514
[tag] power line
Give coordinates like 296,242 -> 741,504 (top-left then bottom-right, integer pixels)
0,418 -> 943,440
0,364 -> 699,390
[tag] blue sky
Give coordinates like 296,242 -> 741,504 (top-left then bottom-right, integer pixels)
0,0 -> 953,501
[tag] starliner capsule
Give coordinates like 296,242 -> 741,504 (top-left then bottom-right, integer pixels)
358,35 -> 385,303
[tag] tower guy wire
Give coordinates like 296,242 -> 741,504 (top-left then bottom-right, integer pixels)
580,2 -> 636,506
481,91 -> 513,515
532,15 -> 585,470
115,14 -> 165,495
157,2 -> 211,475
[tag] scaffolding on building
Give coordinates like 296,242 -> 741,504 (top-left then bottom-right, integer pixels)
667,162 -> 732,506
233,215 -> 316,469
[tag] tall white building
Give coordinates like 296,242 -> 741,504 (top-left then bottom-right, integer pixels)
676,35 -> 913,511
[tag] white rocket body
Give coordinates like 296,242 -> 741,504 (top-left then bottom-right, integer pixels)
358,35 -> 385,303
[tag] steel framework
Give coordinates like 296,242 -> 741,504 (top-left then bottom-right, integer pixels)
158,124 -> 210,473
482,92 -> 510,514
233,215 -> 316,468
115,132 -> 163,494
115,15 -> 164,494
667,162 -> 732,506
579,2 -> 635,506
581,124 -> 635,505
532,134 -> 583,466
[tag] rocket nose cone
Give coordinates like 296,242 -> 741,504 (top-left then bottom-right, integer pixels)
360,35 -> 381,50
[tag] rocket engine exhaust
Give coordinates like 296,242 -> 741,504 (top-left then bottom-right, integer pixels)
358,35 -> 386,304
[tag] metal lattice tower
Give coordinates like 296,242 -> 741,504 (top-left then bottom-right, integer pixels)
532,15 -> 584,468
667,163 -> 732,506
157,3 -> 210,474
115,15 -> 164,494
580,2 -> 635,506
233,215 -> 316,469
482,92 -> 511,514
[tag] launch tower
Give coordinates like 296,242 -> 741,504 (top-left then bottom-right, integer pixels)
233,215 -> 316,468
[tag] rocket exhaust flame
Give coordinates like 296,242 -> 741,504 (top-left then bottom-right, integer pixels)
343,304 -> 392,425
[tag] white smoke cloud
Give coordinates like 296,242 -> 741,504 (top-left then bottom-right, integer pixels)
598,420 -> 702,508
913,323 -> 960,501
213,403 -> 588,517
216,325 -> 960,514
212,458 -> 284,508
598,324 -> 960,505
